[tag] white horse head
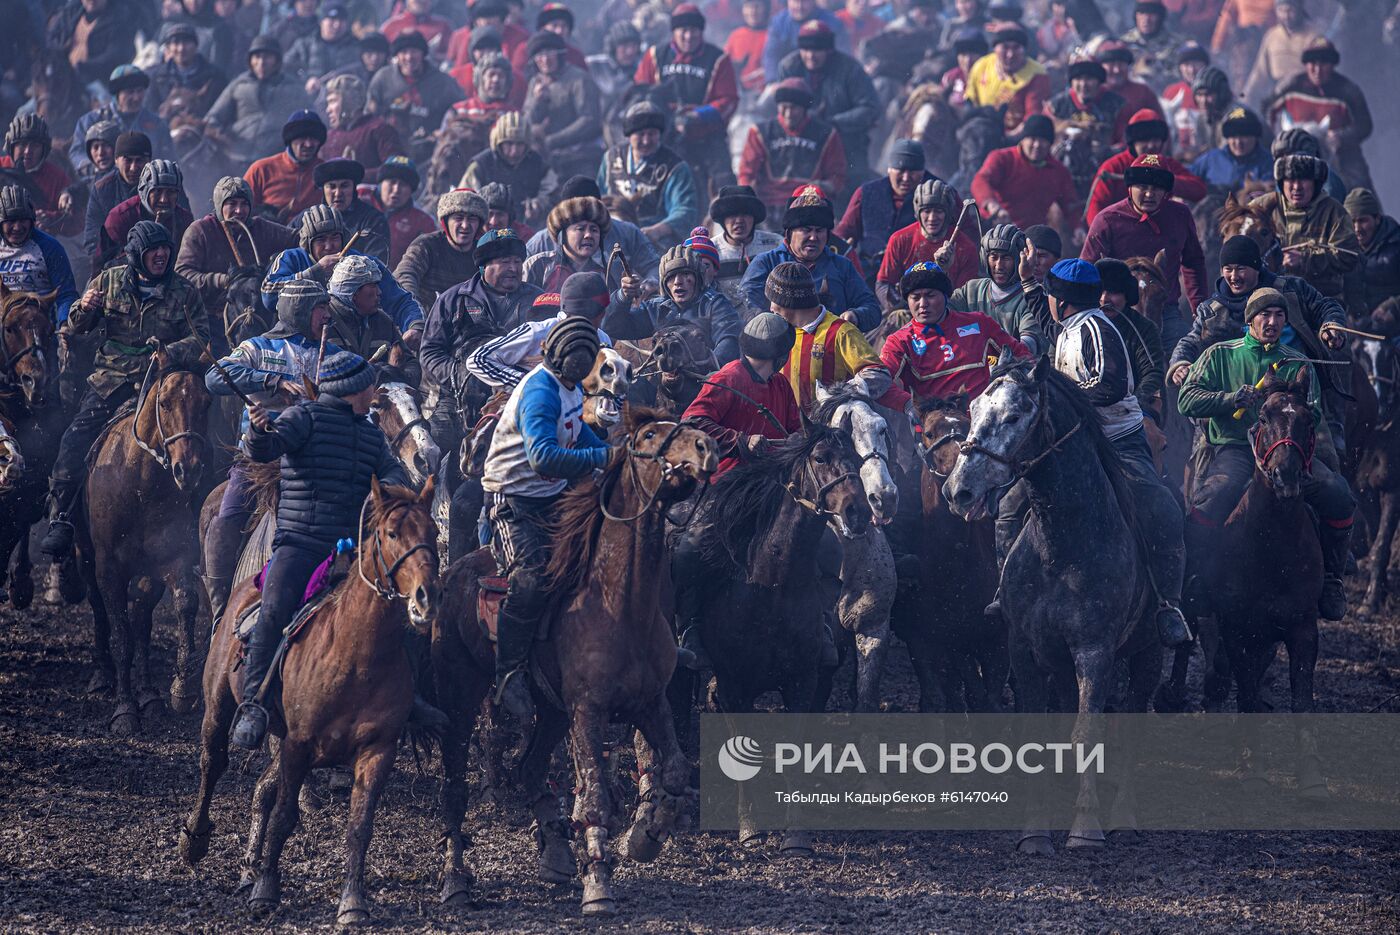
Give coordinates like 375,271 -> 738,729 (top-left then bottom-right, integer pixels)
0,417 -> 23,492
374,381 -> 441,488
814,381 -> 898,525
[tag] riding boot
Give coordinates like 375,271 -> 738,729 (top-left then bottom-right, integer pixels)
1318,522 -> 1353,622
401,628 -> 449,735
671,528 -> 708,669
984,509 -> 1020,623
230,626 -> 279,750
493,601 -> 537,721
1148,535 -> 1191,648
203,509 -> 247,628
38,494 -> 76,558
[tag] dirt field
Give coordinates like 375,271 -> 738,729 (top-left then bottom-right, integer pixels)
2,586 -> 1398,934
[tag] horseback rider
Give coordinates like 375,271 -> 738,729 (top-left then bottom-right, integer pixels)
202,280 -> 334,627
466,271 -> 613,391
174,176 -> 298,311
0,186 -> 78,325
875,179 -> 980,309
949,223 -> 1047,355
325,254 -> 407,372
229,349 -> 411,749
481,315 -> 610,720
39,221 -> 211,557
1008,257 -> 1192,647
1095,259 -> 1166,423
1178,287 -> 1356,621
604,245 -> 742,364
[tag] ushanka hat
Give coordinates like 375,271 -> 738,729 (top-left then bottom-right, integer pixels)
1044,258 -> 1101,308
474,227 -> 526,263
1275,153 -> 1328,183
1095,258 -> 1139,306
783,184 -> 834,231
710,184 -> 766,224
547,196 -> 611,238
1124,153 -> 1174,192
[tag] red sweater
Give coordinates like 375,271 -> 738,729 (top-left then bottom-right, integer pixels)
724,26 -> 768,91
682,357 -> 801,477
737,121 -> 847,210
446,22 -> 531,69
880,310 -> 1030,406
878,222 -> 980,291
970,146 -> 1080,230
1081,197 -> 1207,308
1085,148 -> 1206,225
0,158 -> 79,236
245,151 -> 323,222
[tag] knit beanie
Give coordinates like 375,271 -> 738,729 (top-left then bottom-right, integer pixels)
559,272 -> 611,319
474,227 -> 527,263
764,261 -> 819,309
888,138 -> 926,171
683,226 -> 719,267
378,155 -> 420,190
671,2 -> 705,29
899,261 -> 952,299
1020,114 -> 1055,142
391,30 -> 430,56
318,350 -> 376,397
1023,224 -> 1062,257
1219,235 -> 1263,270
1043,258 -> 1101,308
115,131 -> 152,158
557,175 -> 602,200
1244,287 -> 1288,323
525,29 -> 566,58
1095,258 -> 1139,307
282,109 -> 327,147
773,78 -> 815,109
1067,59 -> 1106,82
1345,187 -> 1382,218
739,312 -> 796,362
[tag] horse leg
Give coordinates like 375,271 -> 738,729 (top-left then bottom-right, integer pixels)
82,553 -> 115,695
569,707 -> 618,917
1107,645 -> 1160,842
622,695 -> 692,864
129,578 -> 164,715
519,704 -> 573,884
180,667 -> 237,867
168,568 -> 203,714
1009,637 -> 1054,855
434,647 -> 489,906
1154,640 -> 1195,713
979,627 -> 1011,713
1285,617 -> 1327,799
250,740 -> 312,910
6,525 -> 34,610
98,565 -> 141,735
1197,616 -> 1231,711
337,742 -> 396,926
1362,491 -> 1399,617
240,752 -> 281,892
1066,646 -> 1114,849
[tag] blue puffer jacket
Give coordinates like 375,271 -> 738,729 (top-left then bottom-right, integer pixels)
246,394 -> 410,553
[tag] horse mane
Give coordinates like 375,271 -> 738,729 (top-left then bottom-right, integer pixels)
913,392 -> 969,417
241,456 -> 282,515
1036,364 -> 1140,535
543,406 -> 671,595
810,382 -> 874,424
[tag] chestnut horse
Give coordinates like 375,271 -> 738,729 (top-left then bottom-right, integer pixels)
180,478 -> 440,925
1218,193 -> 1279,270
432,410 -> 715,917
76,359 -> 211,733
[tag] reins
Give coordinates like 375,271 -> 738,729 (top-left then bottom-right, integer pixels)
0,298 -> 49,380
958,389 -> 1083,483
355,496 -> 435,602
130,356 -> 207,471
599,419 -> 709,524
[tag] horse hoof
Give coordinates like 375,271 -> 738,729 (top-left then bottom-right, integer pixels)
1107,829 -> 1140,845
1066,832 -> 1106,850
170,682 -> 201,715
110,707 -> 141,736
235,868 -> 255,894
537,844 -> 575,884
778,831 -> 814,857
9,576 -> 33,610
738,829 -> 764,849
86,669 -> 114,696
581,879 -> 617,918
248,874 -> 280,909
439,870 -> 476,907
337,908 -> 370,926
179,821 -> 212,866
622,822 -> 665,864
1016,835 -> 1055,856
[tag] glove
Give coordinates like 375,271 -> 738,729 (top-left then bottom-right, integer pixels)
1230,384 -> 1260,410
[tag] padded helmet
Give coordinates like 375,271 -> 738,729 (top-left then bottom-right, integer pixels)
137,159 -> 184,213
299,204 -> 347,252
276,279 -> 329,338
912,179 -> 956,215
5,114 -> 51,160
980,222 -> 1026,258
0,185 -> 35,223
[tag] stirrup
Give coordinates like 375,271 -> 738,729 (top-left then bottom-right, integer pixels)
494,668 -> 535,721
39,514 -> 75,557
1155,603 -> 1192,648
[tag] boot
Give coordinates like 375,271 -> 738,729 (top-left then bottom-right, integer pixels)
39,495 -> 75,558
230,701 -> 269,750
231,627 -> 280,749
203,575 -> 231,631
983,511 -> 1019,623
494,668 -> 535,721
1318,522 -> 1353,622
676,628 -> 705,670
1155,604 -> 1192,648
492,594 -> 538,721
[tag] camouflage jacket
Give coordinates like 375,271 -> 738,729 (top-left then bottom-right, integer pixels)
67,266 -> 211,397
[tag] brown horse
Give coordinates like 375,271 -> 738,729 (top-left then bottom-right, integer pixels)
432,410 -> 715,916
180,478 -> 440,925
1218,192 -> 1279,270
76,359 -> 211,733
617,322 -> 715,414
894,396 -> 1006,711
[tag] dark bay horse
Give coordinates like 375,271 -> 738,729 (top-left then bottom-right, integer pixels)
944,353 -> 1162,853
76,358 -> 211,733
432,410 -> 715,917
181,478 -> 441,925
894,395 -> 1005,711
618,322 -> 715,414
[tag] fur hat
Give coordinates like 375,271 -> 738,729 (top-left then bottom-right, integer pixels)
547,196 -> 611,238
1124,153 -> 1174,192
314,158 -> 364,187
764,261 -> 819,309
1244,287 -> 1289,323
622,100 -> 667,137
1301,37 -> 1340,65
479,182 -> 513,215
740,312 -> 796,362
1044,258 -> 1101,308
437,187 -> 488,224
899,261 -> 952,299
1067,58 -> 1106,82
318,350 -> 376,397
1125,108 -> 1169,145
1095,258 -> 1139,306
1275,154 -> 1327,183
710,185 -> 766,224
325,73 -> 368,117
282,109 -> 327,146
490,111 -> 527,150
474,227 -> 526,263
783,185 -> 834,231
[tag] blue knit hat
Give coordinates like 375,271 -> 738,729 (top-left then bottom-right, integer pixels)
1044,259 -> 1101,308
475,227 -> 526,263
318,350 -> 376,397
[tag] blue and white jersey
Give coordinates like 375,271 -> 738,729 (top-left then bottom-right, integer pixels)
482,363 -> 609,498
465,314 -> 612,389
207,331 -> 340,438
261,247 -> 424,333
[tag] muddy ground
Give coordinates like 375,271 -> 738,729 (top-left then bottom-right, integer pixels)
2,584 -> 1398,934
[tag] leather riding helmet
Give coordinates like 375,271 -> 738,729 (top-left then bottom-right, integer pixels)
299,204 -> 347,252
5,114 -> 51,160
659,245 -> 700,302
0,185 -> 36,223
981,222 -> 1025,259
740,312 -> 796,363
913,179 -> 956,215
276,279 -> 330,339
543,314 -> 601,381
125,220 -> 174,280
138,159 -> 184,214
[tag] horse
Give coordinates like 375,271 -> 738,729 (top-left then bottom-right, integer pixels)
885,81 -> 960,182
944,352 -> 1163,852
29,51 -> 91,154
1218,192 -> 1279,270
180,478 -> 441,925
0,412 -> 20,491
0,285 -> 62,610
811,383 -> 898,712
618,321 -> 715,415
895,395 -> 1006,711
221,265 -> 271,351
432,410 -> 715,916
76,358 -> 212,734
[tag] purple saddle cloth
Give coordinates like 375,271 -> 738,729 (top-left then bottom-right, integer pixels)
254,553 -> 335,605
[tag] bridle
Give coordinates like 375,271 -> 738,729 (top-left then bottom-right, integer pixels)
0,298 -> 50,383
784,446 -> 861,525
1250,419 -> 1314,475
356,496 -> 436,602
918,413 -> 969,478
131,356 -> 207,471
958,384 -> 1082,482
599,419 -> 708,524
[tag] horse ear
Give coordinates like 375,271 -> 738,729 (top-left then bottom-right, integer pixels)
951,392 -> 970,412
1291,365 -> 1311,399
418,474 -> 435,504
1032,353 -> 1053,383
1153,248 -> 1167,270
1224,191 -> 1239,209
988,344 -> 1013,376
37,289 -> 60,309
814,382 -> 830,403
0,280 -> 8,299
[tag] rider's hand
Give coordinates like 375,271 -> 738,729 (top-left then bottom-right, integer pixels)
278,377 -> 309,399
79,286 -> 102,313
1168,363 -> 1190,387
316,253 -> 340,273
932,240 -> 955,269
1018,241 -> 1036,282
1320,324 -> 1345,350
1281,247 -> 1304,272
1230,384 -> 1261,410
57,191 -> 73,214
744,434 -> 768,454
248,402 -> 273,431
620,274 -> 642,301
840,310 -> 859,324
145,336 -> 162,352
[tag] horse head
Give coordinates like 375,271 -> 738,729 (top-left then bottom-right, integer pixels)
793,416 -> 874,539
624,407 -> 716,500
137,357 -> 211,492
0,414 -> 23,491
944,348 -> 1045,521
371,372 -> 440,487
813,381 -> 897,525
366,475 -> 440,631
1218,193 -> 1279,269
915,393 -> 971,480
0,283 -> 58,410
1126,252 -> 1170,330
583,346 -> 632,430
223,265 -> 269,347
1253,369 -> 1315,500
653,322 -> 713,377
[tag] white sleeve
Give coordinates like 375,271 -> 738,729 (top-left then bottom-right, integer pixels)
466,321 -> 543,389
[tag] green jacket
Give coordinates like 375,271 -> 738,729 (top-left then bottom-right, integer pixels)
1178,333 -> 1323,447
68,265 -> 210,397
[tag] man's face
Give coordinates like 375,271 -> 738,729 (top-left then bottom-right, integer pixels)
1196,88 -> 1219,113
667,269 -> 698,304
908,288 -> 945,326
741,0 -> 769,28
321,15 -> 348,42
88,140 -> 115,172
543,19 -> 571,39
888,167 -> 919,198
142,245 -> 172,276
614,40 -> 641,69
1353,213 -> 1379,249
957,52 -> 977,73
1134,11 -> 1162,35
1070,76 -> 1102,100
148,186 -> 178,212
776,102 -> 807,129
221,196 -> 250,222
250,52 -> 280,80
673,26 -> 702,54
788,225 -> 827,261
1103,60 -> 1129,86
12,141 -> 44,172
1129,183 -> 1166,214
1222,263 -> 1260,295
917,203 -> 946,238
484,254 -> 523,291
1019,136 -> 1050,162
498,140 -> 527,164
397,49 -> 426,78
116,153 -> 149,184
564,221 -> 600,258
788,0 -> 815,19
380,178 -> 412,210
995,41 -> 1026,74
799,48 -> 830,71
167,36 -> 197,67
1279,3 -> 1304,29
294,0 -> 317,14
1225,135 -> 1257,158
324,178 -> 356,210
1179,60 -> 1203,84
290,136 -> 322,162
81,0 -> 106,12
1135,136 -> 1165,156
1100,289 -> 1127,313
481,65 -> 509,99
362,50 -> 387,73
445,213 -> 480,247
1283,178 -> 1316,209
115,88 -> 144,115
311,233 -> 344,259
309,302 -> 330,334
987,249 -> 1015,286
956,0 -> 978,17
1,219 -> 33,246
1249,306 -> 1287,343
352,281 -> 381,316
1305,62 -> 1333,87
533,49 -> 563,76
723,213 -> 754,241
629,128 -> 661,160
1031,247 -> 1057,281
486,207 -> 511,228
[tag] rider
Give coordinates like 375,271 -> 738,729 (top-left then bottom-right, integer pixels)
174,176 -> 298,312
1,115 -> 80,238
293,158 -> 391,265
325,255 -> 405,368
0,186 -> 78,325
1095,258 -> 1166,422
1178,287 -> 1356,620
949,223 -> 1047,356
876,179 -> 980,310
394,187 -> 486,311
98,160 -> 196,270
202,280 -> 333,627
466,271 -> 613,391
605,245 -> 743,365
1251,153 -> 1359,303
39,221 -> 211,557
481,316 -> 610,720
229,349 -> 411,749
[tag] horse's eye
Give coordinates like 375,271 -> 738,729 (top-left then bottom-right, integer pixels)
814,454 -> 826,464
601,365 -> 612,378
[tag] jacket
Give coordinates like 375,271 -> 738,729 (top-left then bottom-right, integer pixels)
1268,70 -> 1373,188
949,278 -> 1048,356
466,315 -> 611,390
877,224 -> 981,306
481,363 -> 608,498
147,56 -> 227,118
244,151 -> 324,223
368,63 -> 466,142
283,33 -> 362,82
776,50 -> 882,173
47,0 -> 140,86
84,170 -> 136,259
394,230 -> 478,311
420,271 -> 543,401
98,196 -> 195,270
762,9 -> 851,82
325,296 -> 402,364
462,147 -> 551,213
780,309 -> 889,411
290,198 -> 391,265
1253,191 -> 1360,301
709,225 -> 784,318
741,245 -> 880,333
833,173 -> 936,272
69,108 -> 174,173
210,330 -> 336,438
1086,149 -> 1207,226
738,116 -> 847,211
323,116 -> 404,173
970,145 -> 1080,231
521,65 -> 603,166
524,221 -> 661,288
262,247 -> 423,333
880,310 -> 1030,405
175,214 -> 298,309
205,71 -> 315,164
1187,144 -> 1275,192
603,286 -> 742,364
0,228 -> 78,323
246,394 -> 409,552
1081,197 -> 1207,309
1179,333 -> 1323,447
682,358 -> 802,477
1358,216 -> 1400,315
597,143 -> 699,236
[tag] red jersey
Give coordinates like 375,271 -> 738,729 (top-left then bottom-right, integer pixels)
880,310 -> 1030,403
683,357 -> 801,477
723,26 -> 768,92
878,222 -> 981,292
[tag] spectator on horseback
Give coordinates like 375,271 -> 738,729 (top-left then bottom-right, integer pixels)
1251,154 -> 1359,303
70,66 -> 175,174
446,0 -> 530,71
1023,223 -> 1062,282
1178,287 -> 1355,620
228,348 -> 411,748
1,115 -> 80,238
284,3 -> 362,96
1187,106 -> 1273,193
1082,154 -> 1208,344
147,22 -> 228,119
949,223 -> 1047,355
243,110 -> 326,224
201,279 -> 335,629
597,100 -> 700,249
205,36 -> 315,166
1086,109 -> 1207,227
0,186 -> 78,325
167,0 -> 236,75
877,179 -> 980,311
1345,188 -> 1400,317
46,0 -> 140,88
84,132 -> 150,262
322,74 -> 404,176
1095,258 -> 1166,422
1266,37 -> 1373,191
1161,41 -> 1209,149
369,157 -> 433,268
293,158 -> 391,265
519,29 -> 603,183
1014,257 -> 1191,647
741,187 -> 880,333
262,204 -> 424,337
970,115 -> 1080,232
964,23 -> 1051,137
466,270 -> 613,390
175,176 -> 297,312
737,80 -> 847,221
776,20 -> 882,186
463,113 -> 552,227
480,315 -> 610,719
588,21 -> 642,119
368,30 -> 466,155
834,140 -> 935,288
1046,57 -> 1126,157
880,260 -> 1030,409
39,220 -> 211,558
395,187 -> 485,311
510,3 -> 589,74
1241,0 -> 1321,109
708,184 -> 783,318
98,160 -> 195,271
605,244 -> 742,364
725,0 -> 772,96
